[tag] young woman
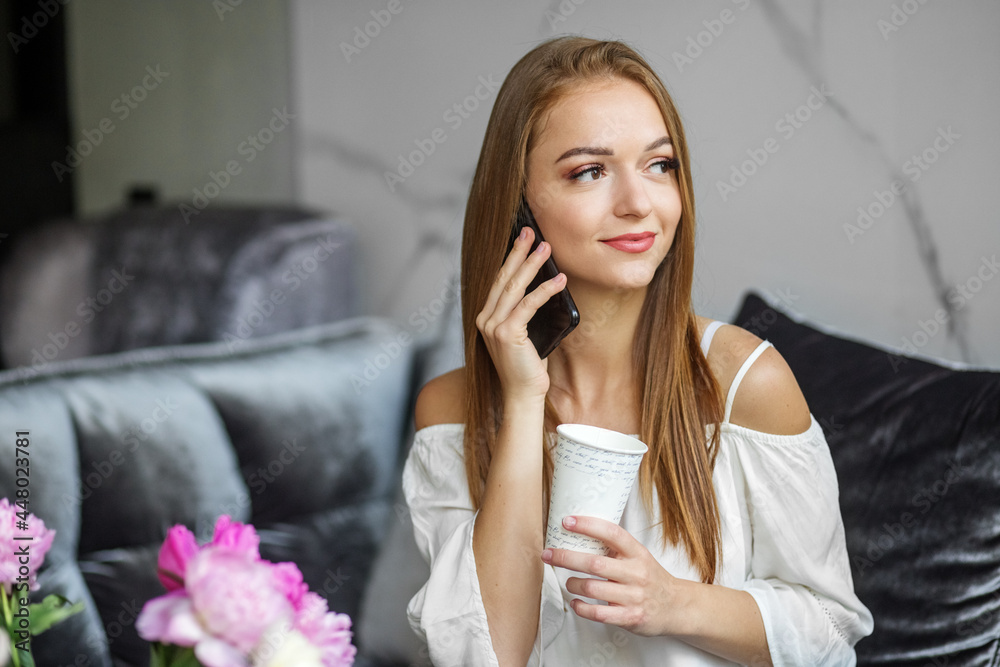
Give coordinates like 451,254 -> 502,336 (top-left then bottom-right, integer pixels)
403,36 -> 873,666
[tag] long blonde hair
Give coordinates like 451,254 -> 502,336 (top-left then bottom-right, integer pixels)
460,36 -> 725,583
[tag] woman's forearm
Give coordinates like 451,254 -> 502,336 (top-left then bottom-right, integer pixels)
473,394 -> 547,666
671,579 -> 773,666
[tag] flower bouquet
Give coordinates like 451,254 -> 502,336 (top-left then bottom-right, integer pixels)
137,515 -> 355,667
0,498 -> 84,667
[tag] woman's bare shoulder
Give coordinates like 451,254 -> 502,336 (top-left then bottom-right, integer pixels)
414,367 -> 467,431
705,321 -> 812,436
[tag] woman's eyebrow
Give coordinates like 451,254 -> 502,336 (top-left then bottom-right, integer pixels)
555,146 -> 612,163
644,136 -> 672,152
554,136 -> 672,164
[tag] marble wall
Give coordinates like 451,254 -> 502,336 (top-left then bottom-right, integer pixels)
290,0 -> 1000,369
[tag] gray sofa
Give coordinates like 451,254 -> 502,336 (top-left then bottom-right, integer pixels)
0,206 -> 451,665
0,315 -> 423,665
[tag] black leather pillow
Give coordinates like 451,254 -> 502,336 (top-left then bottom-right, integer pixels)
733,292 -> 1000,667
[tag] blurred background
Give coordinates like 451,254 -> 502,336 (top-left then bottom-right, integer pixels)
3,0 -> 998,368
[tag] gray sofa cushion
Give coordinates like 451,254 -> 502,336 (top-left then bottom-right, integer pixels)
63,373 -> 247,554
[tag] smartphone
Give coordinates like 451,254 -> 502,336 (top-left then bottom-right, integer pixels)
505,198 -> 580,358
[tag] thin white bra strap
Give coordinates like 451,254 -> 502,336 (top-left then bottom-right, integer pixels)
700,320 -> 725,358
724,340 -> 773,424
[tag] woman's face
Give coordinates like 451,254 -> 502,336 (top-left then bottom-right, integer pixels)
525,78 -> 682,294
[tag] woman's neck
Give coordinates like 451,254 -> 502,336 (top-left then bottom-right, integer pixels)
545,282 -> 648,414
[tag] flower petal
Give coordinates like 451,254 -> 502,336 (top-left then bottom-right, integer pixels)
271,562 -> 308,611
252,628 -> 323,667
195,636 -> 250,667
158,525 -> 199,591
211,515 -> 260,559
136,592 -> 206,646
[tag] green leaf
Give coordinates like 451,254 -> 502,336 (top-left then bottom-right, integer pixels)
11,641 -> 35,667
150,643 -> 203,667
26,594 -> 85,635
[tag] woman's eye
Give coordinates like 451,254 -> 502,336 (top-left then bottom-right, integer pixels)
650,158 -> 679,174
571,165 -> 603,182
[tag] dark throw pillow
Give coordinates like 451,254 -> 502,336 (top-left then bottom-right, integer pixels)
734,291 -> 1000,667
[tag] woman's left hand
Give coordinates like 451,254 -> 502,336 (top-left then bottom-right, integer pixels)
540,515 -> 682,637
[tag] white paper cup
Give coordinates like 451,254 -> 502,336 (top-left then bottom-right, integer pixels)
545,424 -> 648,555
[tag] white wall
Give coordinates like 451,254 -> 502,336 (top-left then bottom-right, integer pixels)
289,0 -> 1000,368
66,0 -> 295,215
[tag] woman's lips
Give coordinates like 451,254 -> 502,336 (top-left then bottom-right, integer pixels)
600,232 -> 655,253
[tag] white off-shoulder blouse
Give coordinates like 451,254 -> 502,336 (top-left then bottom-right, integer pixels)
402,322 -> 874,666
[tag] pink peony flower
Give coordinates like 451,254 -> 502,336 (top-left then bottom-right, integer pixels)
210,516 -> 260,558
138,549 -> 293,663
186,549 -> 293,654
0,497 -> 56,592
157,525 -> 199,592
139,515 -> 355,666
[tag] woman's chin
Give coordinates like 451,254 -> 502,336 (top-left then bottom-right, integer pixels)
567,270 -> 656,295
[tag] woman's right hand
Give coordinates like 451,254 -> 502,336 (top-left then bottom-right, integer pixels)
475,226 -> 567,402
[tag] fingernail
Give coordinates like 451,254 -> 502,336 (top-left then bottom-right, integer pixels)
563,516 -> 576,528
541,549 -> 552,562
519,228 -> 527,241
535,241 -> 547,253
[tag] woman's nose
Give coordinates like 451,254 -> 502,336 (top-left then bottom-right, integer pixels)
612,171 -> 653,220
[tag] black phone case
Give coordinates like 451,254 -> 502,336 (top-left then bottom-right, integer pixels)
506,199 -> 580,358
